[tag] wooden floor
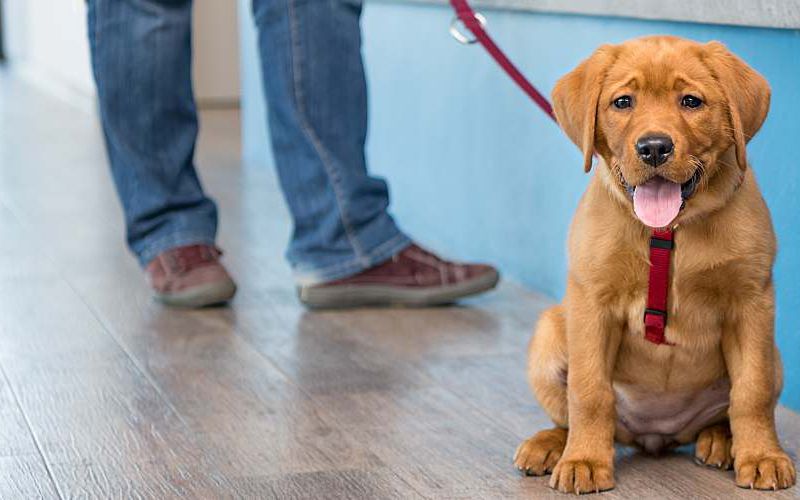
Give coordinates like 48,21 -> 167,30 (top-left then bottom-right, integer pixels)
1,71 -> 799,499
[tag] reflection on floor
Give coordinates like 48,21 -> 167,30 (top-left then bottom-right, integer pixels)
0,71 -> 798,498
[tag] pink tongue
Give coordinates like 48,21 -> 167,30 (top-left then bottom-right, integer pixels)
633,177 -> 682,228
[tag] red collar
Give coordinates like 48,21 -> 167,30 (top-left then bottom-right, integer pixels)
644,229 -> 674,345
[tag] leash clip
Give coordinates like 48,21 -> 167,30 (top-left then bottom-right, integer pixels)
449,12 -> 487,45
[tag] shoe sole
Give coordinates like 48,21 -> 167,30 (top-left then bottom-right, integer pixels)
297,269 -> 500,309
155,279 -> 238,308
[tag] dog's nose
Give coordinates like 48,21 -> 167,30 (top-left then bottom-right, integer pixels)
636,135 -> 674,167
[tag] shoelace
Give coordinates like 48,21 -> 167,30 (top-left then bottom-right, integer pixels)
162,245 -> 221,274
395,245 -> 456,282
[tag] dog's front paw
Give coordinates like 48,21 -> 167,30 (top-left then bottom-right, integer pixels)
549,456 -> 614,494
734,449 -> 796,490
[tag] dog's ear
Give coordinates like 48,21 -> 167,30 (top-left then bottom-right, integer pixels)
552,45 -> 618,173
703,41 -> 770,172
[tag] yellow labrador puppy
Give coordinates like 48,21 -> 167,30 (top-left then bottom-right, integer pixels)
513,36 -> 795,494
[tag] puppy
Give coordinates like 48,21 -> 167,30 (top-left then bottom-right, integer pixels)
514,36 -> 796,494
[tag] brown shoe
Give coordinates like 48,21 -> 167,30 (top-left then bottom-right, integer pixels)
145,244 -> 237,308
297,244 -> 499,308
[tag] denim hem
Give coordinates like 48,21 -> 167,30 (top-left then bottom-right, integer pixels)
292,232 -> 412,286
135,231 -> 217,268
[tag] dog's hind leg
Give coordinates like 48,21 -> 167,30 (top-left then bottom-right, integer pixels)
514,306 -> 569,475
695,421 -> 733,470
514,427 -> 568,476
528,305 -> 569,425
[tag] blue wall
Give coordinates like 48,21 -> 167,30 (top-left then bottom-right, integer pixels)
238,1 -> 800,409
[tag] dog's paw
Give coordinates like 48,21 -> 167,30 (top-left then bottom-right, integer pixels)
549,456 -> 614,494
513,428 -> 567,476
695,423 -> 733,470
734,450 -> 796,490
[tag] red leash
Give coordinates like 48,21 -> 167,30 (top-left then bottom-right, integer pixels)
449,0 -> 672,345
449,0 -> 556,122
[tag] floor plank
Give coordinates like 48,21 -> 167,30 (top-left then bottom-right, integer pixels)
0,455 -> 56,499
233,468 -> 424,500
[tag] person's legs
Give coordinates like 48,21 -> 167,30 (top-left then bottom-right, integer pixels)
251,0 -> 411,285
250,0 -> 498,308
88,0 -> 216,265
87,0 -> 235,307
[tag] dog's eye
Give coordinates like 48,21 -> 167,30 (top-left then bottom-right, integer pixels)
681,95 -> 703,108
613,96 -> 633,109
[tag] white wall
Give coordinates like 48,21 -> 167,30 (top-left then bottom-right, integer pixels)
3,0 -> 240,107
193,0 -> 241,105
4,0 -> 95,104
408,0 -> 800,29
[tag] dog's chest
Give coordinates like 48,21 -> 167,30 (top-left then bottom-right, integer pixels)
612,258 -> 733,452
611,249 -> 741,347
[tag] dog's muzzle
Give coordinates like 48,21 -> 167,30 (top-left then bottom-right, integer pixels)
680,169 -> 702,200
622,168 -> 703,205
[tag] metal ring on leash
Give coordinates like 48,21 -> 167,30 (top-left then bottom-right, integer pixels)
449,12 -> 487,45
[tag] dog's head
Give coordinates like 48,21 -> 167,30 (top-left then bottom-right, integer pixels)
553,36 -> 770,228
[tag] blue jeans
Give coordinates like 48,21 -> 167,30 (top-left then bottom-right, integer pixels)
87,0 -> 410,284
